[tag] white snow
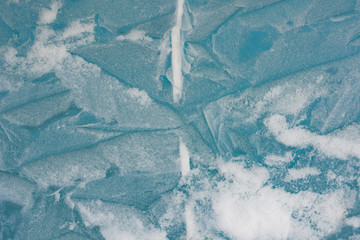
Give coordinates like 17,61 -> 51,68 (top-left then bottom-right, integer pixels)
265,114 -> 360,160
265,152 -> 294,166
184,203 -> 196,239
61,20 -> 95,39
210,161 -> 354,240
346,217 -> 360,228
285,167 -> 321,182
75,200 -> 167,240
117,30 -> 153,42
127,88 -> 152,106
38,1 -> 62,25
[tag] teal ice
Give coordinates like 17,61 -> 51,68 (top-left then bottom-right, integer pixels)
1,0 -> 360,239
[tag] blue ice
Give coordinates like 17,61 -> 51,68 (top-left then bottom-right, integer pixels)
1,0 -> 360,239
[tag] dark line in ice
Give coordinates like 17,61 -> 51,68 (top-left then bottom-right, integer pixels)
252,51 -> 360,89
78,125 -> 183,132
114,10 -> 176,35
18,127 -> 183,169
0,90 -> 71,115
199,107 -> 220,155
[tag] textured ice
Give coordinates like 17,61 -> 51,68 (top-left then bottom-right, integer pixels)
2,0 -> 360,239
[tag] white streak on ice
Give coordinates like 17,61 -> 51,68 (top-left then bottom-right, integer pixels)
46,187 -> 63,202
179,139 -> 190,177
184,203 -> 195,239
171,0 -> 184,103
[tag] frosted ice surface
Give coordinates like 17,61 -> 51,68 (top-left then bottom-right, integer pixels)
1,0 -> 360,239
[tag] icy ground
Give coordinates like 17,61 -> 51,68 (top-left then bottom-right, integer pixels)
1,0 -> 360,239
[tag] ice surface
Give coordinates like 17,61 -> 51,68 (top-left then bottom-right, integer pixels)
2,0 -> 360,239
0,172 -> 36,210
21,131 -> 181,188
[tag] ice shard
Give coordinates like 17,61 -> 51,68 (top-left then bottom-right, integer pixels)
1,0 -> 360,239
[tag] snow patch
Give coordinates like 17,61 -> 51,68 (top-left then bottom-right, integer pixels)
38,1 -> 62,24
265,152 -> 294,166
127,88 -> 152,106
285,167 -> 321,182
75,200 -> 167,240
346,217 -> 360,228
62,19 -> 95,39
265,114 -> 360,160
117,30 -> 153,42
211,162 -> 354,240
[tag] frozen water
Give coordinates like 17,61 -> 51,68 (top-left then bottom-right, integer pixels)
1,0 -> 360,239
